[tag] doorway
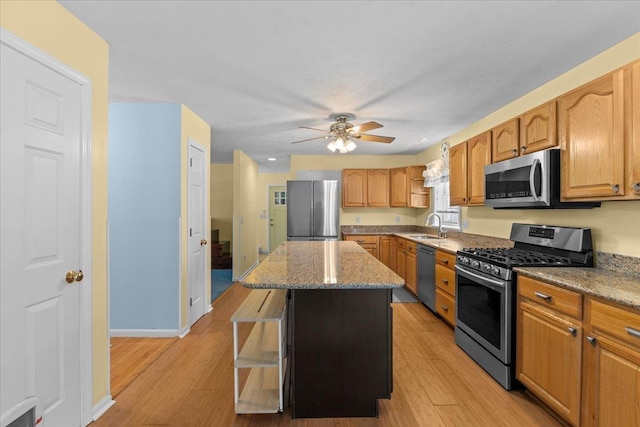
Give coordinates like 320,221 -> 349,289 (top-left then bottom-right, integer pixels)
188,139 -> 208,327
268,185 -> 287,252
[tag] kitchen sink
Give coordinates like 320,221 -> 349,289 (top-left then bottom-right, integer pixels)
408,235 -> 441,240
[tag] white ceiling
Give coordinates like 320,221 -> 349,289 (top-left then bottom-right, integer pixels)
59,1 -> 639,173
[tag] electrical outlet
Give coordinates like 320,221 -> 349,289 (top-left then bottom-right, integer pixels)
395,216 -> 400,223
462,221 -> 469,230
355,216 -> 361,224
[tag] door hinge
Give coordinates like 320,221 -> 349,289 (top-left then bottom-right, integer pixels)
190,298 -> 193,307
190,228 -> 192,237
190,158 -> 193,167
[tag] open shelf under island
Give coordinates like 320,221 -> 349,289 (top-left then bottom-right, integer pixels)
239,240 -> 404,419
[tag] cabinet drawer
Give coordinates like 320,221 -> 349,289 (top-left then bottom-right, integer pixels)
397,238 -> 406,250
435,264 -> 456,297
436,288 -> 456,326
406,241 -> 416,254
345,235 -> 379,245
518,276 -> 582,319
589,298 -> 640,348
436,250 -> 456,268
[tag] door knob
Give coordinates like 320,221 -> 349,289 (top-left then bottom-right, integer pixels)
66,270 -> 84,283
200,239 -> 208,245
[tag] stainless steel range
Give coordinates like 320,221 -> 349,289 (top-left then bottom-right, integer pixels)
454,223 -> 594,390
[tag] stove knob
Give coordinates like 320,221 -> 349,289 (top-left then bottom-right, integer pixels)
472,260 -> 480,269
491,266 -> 501,276
483,263 -> 491,272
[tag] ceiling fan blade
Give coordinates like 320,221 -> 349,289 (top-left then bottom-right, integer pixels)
299,126 -> 330,132
350,121 -> 383,133
291,136 -> 329,144
357,134 -> 395,144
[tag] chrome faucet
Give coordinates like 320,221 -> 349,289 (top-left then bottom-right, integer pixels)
425,213 -> 446,238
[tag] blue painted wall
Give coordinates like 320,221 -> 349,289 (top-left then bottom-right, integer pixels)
109,103 -> 181,330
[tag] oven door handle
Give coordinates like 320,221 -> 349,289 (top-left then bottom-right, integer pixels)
455,265 -> 507,291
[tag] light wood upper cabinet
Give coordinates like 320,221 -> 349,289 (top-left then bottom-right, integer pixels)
559,68 -> 626,200
492,118 -> 520,162
449,142 -> 468,205
367,169 -> 389,207
628,61 -> 640,197
520,101 -> 558,156
517,276 -> 582,426
408,165 -> 429,208
342,169 -> 367,207
449,131 -> 491,206
582,297 -> 640,427
390,167 -> 408,207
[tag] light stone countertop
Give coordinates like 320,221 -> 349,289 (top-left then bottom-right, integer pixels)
241,241 -> 404,290
515,267 -> 640,310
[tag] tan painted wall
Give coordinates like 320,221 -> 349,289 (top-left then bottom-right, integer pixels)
257,172 -> 292,252
233,151 -> 260,279
180,105 -> 211,329
290,155 -> 428,226
0,0 -> 110,406
418,33 -> 640,257
211,164 -> 234,242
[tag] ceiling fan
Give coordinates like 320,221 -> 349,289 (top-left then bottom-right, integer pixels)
291,113 -> 395,153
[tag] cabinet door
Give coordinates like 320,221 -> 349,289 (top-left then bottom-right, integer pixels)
582,334 -> 640,427
379,236 -> 391,268
520,101 -> 558,156
517,301 -> 582,426
467,131 -> 492,205
396,239 -> 406,282
389,167 -> 408,207
628,61 -> 640,197
367,169 -> 390,207
492,118 -> 520,162
449,142 -> 468,205
405,249 -> 417,295
389,236 -> 398,273
560,69 -> 625,199
342,169 -> 367,207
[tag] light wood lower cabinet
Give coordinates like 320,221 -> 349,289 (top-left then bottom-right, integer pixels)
517,276 -> 640,427
379,235 -> 392,269
582,297 -> 640,427
517,276 -> 583,426
435,250 -> 456,326
345,235 -> 379,258
405,241 -> 417,295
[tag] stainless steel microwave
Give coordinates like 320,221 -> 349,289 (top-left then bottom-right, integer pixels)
484,149 -> 600,209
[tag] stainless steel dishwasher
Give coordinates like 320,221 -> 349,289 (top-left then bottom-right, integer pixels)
417,244 -> 436,312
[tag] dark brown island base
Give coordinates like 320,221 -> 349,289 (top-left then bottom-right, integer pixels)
241,241 -> 404,418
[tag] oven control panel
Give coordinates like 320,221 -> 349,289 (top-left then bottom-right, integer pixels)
456,255 -> 511,281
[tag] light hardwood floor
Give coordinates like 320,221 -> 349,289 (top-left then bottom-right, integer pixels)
93,284 -> 563,426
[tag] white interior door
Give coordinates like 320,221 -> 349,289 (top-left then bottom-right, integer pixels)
1,38 -> 88,426
188,141 -> 207,326
269,186 -> 287,251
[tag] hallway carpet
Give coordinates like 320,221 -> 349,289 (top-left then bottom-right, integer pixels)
211,269 -> 233,302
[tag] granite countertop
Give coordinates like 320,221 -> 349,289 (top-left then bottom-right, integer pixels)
242,241 -> 404,290
515,267 -> 640,310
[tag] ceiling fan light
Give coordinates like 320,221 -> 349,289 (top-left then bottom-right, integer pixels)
327,140 -> 338,152
345,140 -> 357,152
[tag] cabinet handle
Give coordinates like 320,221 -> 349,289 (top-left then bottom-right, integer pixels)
568,327 -> 577,337
511,149 -> 517,155
586,336 -> 597,346
626,327 -> 640,339
441,259 -> 449,265
357,239 -> 365,243
441,305 -> 449,312
534,291 -> 553,302
521,146 -> 527,153
442,279 -> 449,285
611,184 -> 620,193
633,182 -> 640,193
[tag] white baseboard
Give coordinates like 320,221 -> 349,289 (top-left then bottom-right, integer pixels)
233,260 -> 259,282
179,325 -> 190,338
110,329 -> 181,338
92,395 -> 115,421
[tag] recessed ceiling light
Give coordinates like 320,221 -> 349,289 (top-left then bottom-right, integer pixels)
419,137 -> 431,143
268,157 -> 277,161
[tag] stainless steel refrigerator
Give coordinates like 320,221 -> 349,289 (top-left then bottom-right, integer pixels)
287,180 -> 339,241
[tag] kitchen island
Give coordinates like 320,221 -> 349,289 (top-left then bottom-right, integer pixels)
241,240 -> 404,418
